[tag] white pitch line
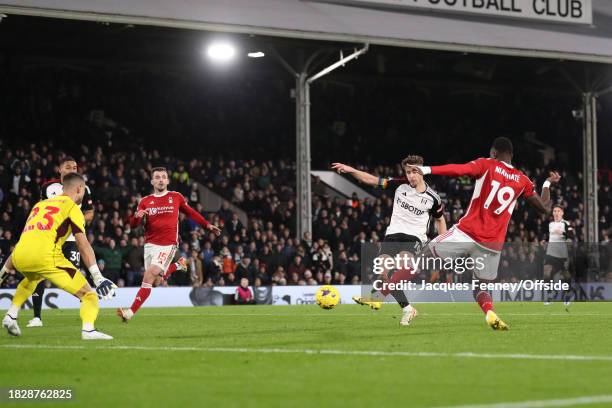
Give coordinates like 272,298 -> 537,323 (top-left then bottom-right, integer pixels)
127,312 -> 607,317
1,344 -> 612,362
38,313 -> 380,318
73,312 -> 612,318
431,394 -> 612,408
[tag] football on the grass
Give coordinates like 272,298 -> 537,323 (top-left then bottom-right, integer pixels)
315,285 -> 340,309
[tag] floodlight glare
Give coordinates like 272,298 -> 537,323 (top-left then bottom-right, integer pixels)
248,52 -> 265,58
206,42 -> 236,62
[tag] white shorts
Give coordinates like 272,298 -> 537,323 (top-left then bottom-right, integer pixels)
429,226 -> 501,280
144,243 -> 177,271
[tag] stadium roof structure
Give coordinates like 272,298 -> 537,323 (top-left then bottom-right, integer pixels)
2,0 -> 612,63
1,0 -> 605,241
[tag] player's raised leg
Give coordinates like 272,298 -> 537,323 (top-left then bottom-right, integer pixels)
162,257 -> 188,281
353,252 -> 393,310
118,244 -> 173,322
2,258 -> 41,337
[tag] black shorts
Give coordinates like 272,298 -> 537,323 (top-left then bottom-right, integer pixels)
544,255 -> 566,272
62,241 -> 81,269
380,233 -> 423,257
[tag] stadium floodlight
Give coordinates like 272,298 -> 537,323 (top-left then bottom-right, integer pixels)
247,51 -> 265,58
206,42 -> 236,62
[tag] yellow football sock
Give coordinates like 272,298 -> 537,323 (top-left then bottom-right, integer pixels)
80,291 -> 99,329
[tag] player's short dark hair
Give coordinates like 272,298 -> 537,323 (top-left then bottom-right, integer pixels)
401,155 -> 424,167
492,137 -> 513,155
59,156 -> 77,166
151,167 -> 168,177
62,172 -> 85,189
552,204 -> 564,211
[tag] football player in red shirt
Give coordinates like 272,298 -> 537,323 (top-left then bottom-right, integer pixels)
117,167 -> 221,322
411,137 -> 560,330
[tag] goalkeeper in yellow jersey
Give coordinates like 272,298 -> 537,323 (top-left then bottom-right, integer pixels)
0,172 -> 116,340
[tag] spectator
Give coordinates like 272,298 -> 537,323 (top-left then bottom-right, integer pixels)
235,256 -> 255,282
96,239 -> 123,283
188,183 -> 200,206
124,237 -> 145,286
234,278 -> 254,304
288,255 -> 306,278
0,138 -> 604,289
188,249 -> 204,287
207,256 -> 222,284
226,212 -> 243,237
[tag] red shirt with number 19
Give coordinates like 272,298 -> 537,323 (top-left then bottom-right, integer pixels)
129,191 -> 209,246
431,158 -> 535,250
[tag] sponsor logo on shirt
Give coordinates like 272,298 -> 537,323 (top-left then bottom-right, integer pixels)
147,206 -> 175,216
396,197 -> 425,216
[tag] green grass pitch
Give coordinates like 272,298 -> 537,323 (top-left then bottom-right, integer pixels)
1,302 -> 611,408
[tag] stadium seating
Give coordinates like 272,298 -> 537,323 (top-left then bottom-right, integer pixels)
0,140 -> 610,288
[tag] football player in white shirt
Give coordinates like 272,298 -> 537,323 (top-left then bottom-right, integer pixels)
544,205 -> 574,307
332,155 -> 446,325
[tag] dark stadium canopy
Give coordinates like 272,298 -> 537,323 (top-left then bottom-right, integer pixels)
2,0 -> 612,62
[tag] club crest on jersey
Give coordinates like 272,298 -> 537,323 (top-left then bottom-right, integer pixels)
169,197 -> 173,204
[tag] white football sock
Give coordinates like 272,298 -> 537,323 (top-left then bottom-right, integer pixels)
7,304 -> 19,318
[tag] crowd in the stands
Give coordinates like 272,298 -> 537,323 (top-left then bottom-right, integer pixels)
1,140 -> 610,290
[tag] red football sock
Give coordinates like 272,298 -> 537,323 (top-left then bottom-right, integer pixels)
130,283 -> 152,314
475,290 -> 494,314
380,267 -> 417,297
163,262 -> 179,280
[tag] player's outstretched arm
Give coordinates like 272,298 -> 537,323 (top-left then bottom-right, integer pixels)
74,232 -> 117,300
526,171 -> 561,215
331,163 -> 380,186
179,199 -> 221,236
410,159 -> 485,178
